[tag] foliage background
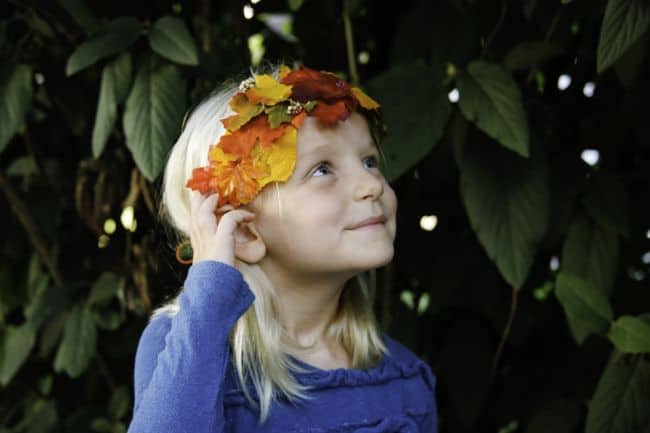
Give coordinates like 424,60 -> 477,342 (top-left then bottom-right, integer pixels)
1,0 -> 649,432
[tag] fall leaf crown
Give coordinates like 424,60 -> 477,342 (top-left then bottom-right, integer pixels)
185,64 -> 386,209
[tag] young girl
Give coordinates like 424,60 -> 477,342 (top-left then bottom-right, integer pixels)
127,62 -> 439,432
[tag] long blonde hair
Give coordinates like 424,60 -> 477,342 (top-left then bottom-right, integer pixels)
152,60 -> 389,425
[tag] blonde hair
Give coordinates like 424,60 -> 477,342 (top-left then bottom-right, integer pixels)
151,60 -> 389,426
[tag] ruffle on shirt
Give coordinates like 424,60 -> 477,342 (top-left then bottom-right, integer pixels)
280,411 -> 428,433
223,355 -> 436,407
289,355 -> 435,391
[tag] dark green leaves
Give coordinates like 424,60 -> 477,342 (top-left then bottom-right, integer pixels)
92,53 -> 132,158
597,0 -> 650,74
148,16 -> 199,66
555,272 -> 614,343
365,60 -> 450,182
608,315 -> 650,353
123,56 -> 187,181
0,324 -> 36,385
585,350 -> 650,433
456,61 -> 530,158
54,302 -> 97,378
454,130 -> 549,289
66,17 -> 141,76
0,64 -> 33,153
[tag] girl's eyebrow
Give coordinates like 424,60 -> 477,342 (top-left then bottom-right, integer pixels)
303,139 -> 376,156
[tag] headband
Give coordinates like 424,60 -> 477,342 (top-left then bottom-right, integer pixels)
185,64 -> 385,209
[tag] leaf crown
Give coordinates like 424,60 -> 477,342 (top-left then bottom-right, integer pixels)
185,64 -> 386,208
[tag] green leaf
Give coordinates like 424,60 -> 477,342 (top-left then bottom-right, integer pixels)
54,302 -> 97,378
14,398 -> 58,433
561,214 -> 619,299
524,399 -> 582,433
555,272 -> 614,344
364,60 -> 450,182
503,41 -> 564,71
288,0 -> 304,11
148,16 -> 199,66
0,64 -> 33,154
24,281 -> 73,331
608,315 -> 650,353
585,350 -> 650,433
91,308 -> 124,331
66,17 -> 141,76
92,53 -> 133,159
582,173 -> 630,239
58,0 -> 100,33
108,385 -> 130,420
0,324 -> 36,386
123,56 -> 187,181
456,60 -> 530,158
454,128 -> 549,289
597,0 -> 650,74
88,272 -> 123,307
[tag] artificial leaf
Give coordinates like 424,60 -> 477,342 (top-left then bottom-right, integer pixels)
222,93 -> 264,131
245,74 -> 292,105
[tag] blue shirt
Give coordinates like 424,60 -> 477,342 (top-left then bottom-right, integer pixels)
127,260 -> 439,432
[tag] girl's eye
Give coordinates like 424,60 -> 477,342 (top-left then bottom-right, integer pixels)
311,155 -> 381,177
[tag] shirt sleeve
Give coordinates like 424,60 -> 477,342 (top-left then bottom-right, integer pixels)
126,260 -> 256,433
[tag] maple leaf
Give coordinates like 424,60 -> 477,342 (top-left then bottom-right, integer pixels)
222,93 -> 264,132
280,66 -> 351,103
245,74 -> 292,105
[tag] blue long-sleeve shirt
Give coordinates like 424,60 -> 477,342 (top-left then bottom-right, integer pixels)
127,260 -> 439,432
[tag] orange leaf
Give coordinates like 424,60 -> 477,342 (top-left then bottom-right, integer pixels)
280,66 -> 351,103
309,100 -> 350,126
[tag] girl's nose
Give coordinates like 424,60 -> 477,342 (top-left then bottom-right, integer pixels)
354,167 -> 384,201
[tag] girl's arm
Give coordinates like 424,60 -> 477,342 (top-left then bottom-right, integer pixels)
126,260 -> 255,433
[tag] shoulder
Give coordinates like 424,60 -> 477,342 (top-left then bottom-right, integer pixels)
381,332 -> 420,364
381,332 -> 437,392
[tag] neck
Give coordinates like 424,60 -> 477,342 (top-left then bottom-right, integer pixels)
259,258 -> 353,351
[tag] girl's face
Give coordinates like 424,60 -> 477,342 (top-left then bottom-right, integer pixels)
250,111 -> 397,280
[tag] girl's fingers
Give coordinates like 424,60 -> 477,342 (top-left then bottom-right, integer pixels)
218,209 -> 256,233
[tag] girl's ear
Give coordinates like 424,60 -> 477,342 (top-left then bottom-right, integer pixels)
234,220 -> 266,264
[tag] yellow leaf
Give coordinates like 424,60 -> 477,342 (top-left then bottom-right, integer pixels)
246,74 -> 292,105
209,143 -> 239,163
279,64 -> 292,80
351,86 -> 380,109
258,126 -> 297,188
222,93 -> 264,131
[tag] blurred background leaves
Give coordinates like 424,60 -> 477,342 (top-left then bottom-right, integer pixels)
0,0 -> 649,432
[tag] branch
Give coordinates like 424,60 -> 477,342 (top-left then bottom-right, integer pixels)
489,286 -> 518,386
0,171 -> 63,287
342,0 -> 359,85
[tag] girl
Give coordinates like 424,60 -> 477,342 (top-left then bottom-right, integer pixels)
127,61 -> 439,432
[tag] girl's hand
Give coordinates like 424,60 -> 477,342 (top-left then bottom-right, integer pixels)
189,190 -> 256,267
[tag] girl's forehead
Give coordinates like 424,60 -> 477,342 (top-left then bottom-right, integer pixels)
296,112 -> 373,154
